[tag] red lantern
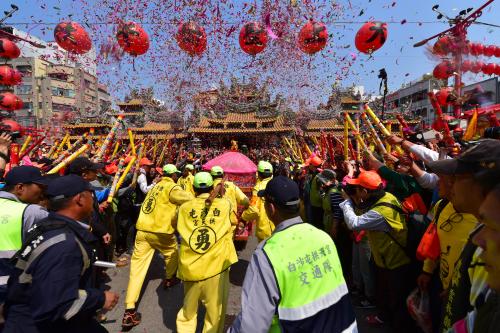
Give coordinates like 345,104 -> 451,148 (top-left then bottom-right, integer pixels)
433,61 -> 455,79
176,21 -> 207,56
0,39 -> 20,59
54,22 -> 92,54
495,64 -> 500,75
239,22 -> 268,55
355,21 -> 388,54
116,21 -> 149,56
475,43 -> 484,55
0,92 -> 23,111
433,36 -> 451,55
495,46 -> 500,58
482,63 -> 497,75
470,61 -> 483,73
484,45 -> 496,57
435,87 -> 455,106
462,60 -> 472,72
1,119 -> 22,133
0,66 -> 22,85
298,20 -> 328,55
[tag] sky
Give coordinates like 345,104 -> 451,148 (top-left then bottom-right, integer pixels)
4,0 -> 500,111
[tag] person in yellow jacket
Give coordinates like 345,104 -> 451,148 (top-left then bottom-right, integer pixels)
121,164 -> 194,329
210,166 -> 249,229
241,161 -> 274,242
176,172 -> 237,333
178,164 -> 195,196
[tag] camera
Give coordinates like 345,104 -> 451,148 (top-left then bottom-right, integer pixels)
483,127 -> 500,140
0,126 -> 21,140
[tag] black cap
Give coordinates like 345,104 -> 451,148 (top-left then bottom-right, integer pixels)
68,157 -> 104,175
316,169 -> 337,185
258,176 -> 300,207
427,139 -> 500,175
46,175 -> 98,200
5,166 -> 50,186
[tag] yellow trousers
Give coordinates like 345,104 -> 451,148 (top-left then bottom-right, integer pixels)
125,230 -> 178,309
176,270 -> 230,333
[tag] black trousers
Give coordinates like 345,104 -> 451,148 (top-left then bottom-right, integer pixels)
375,264 -> 419,332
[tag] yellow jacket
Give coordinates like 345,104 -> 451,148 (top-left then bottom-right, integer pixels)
177,173 -> 195,196
136,177 -> 194,234
423,200 -> 478,290
241,176 -> 274,241
213,178 -> 249,225
176,193 -> 237,281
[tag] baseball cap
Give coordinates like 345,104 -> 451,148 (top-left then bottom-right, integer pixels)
257,176 -> 300,207
139,157 -> 154,166
193,172 -> 213,189
305,155 -> 323,167
257,161 -> 273,174
346,171 -> 383,190
210,166 -> 224,177
316,169 -> 337,185
46,175 -> 99,200
184,164 -> 194,171
105,163 -> 118,175
5,166 -> 50,186
68,157 -> 104,175
427,139 -> 500,175
163,164 -> 179,175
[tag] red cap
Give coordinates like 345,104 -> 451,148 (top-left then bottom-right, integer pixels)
305,155 -> 323,167
346,171 -> 383,190
139,157 -> 153,166
105,163 -> 118,175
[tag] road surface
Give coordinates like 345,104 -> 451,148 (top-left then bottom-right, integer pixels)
102,234 -> 391,333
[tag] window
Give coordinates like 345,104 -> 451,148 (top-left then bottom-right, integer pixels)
16,65 -> 32,75
17,85 -> 32,94
51,87 -> 75,98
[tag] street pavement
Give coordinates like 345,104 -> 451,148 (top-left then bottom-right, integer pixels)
102,234 -> 391,333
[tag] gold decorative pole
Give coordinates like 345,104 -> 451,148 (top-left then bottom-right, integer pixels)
128,129 -> 136,156
131,143 -> 145,188
96,115 -> 123,161
343,114 -> 349,160
46,139 -> 60,158
361,113 -> 387,154
106,158 -> 125,203
364,104 -> 403,154
110,140 -> 121,161
115,155 -> 137,193
344,112 -> 367,150
18,135 -> 32,157
47,144 -> 89,174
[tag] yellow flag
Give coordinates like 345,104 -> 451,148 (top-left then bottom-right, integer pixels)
463,109 -> 478,141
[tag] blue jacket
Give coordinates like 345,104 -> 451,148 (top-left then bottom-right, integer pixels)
3,212 -> 106,333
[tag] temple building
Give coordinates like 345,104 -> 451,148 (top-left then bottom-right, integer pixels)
302,86 -> 365,138
188,78 -> 295,147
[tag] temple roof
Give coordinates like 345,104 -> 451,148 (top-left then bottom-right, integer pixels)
189,112 -> 294,134
130,121 -> 174,132
63,123 -> 111,129
116,99 -> 143,106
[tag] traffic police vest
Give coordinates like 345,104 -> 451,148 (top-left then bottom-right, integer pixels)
176,193 -> 237,282
0,198 -> 28,261
263,222 -> 347,332
368,192 -> 410,269
136,177 -> 179,234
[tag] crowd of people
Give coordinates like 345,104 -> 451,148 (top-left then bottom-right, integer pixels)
0,126 -> 499,333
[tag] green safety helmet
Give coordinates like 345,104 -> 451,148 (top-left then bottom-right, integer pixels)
193,172 -> 214,189
163,164 -> 179,175
185,164 -> 194,171
257,161 -> 273,174
210,166 -> 224,177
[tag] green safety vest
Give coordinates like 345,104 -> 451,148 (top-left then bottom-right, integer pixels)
368,192 -> 410,269
0,198 -> 27,257
263,222 -> 347,332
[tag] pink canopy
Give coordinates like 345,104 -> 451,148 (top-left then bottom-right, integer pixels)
203,151 -> 257,175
